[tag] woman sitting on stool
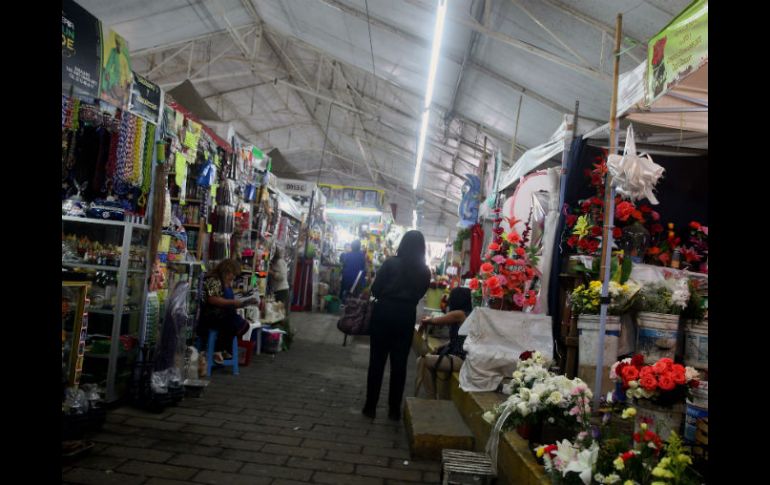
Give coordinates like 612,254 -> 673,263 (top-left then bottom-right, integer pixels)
416,287 -> 472,399
198,259 -> 258,364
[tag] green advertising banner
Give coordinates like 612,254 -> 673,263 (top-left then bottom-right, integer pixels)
646,0 -> 707,104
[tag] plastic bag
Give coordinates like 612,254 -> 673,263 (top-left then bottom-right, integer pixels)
151,370 -> 169,394
155,281 -> 190,372
64,387 -> 89,414
184,346 -> 199,380
197,160 -> 217,187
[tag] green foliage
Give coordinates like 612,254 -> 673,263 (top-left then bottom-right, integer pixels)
453,228 -> 471,252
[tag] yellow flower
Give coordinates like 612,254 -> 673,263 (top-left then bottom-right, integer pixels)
640,423 -> 648,431
536,446 -> 545,458
592,299 -> 600,306
613,457 -> 624,471
574,215 -> 591,238
590,280 -> 603,290
677,454 -> 693,465
621,408 -> 637,419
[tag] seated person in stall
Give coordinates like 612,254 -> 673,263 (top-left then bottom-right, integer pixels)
198,259 -> 258,365
415,287 -> 472,399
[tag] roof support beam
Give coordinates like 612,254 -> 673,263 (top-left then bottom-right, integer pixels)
540,0 -> 644,63
145,43 -> 191,78
510,0 -> 591,67
405,0 -> 610,83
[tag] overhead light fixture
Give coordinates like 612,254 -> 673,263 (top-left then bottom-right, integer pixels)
412,209 -> 418,229
325,208 -> 383,216
413,0 -> 448,190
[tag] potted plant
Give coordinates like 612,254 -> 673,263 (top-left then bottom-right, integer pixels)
634,280 -> 689,361
609,354 -> 701,440
570,279 -> 640,371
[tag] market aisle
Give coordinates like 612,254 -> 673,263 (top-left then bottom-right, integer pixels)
63,312 -> 440,485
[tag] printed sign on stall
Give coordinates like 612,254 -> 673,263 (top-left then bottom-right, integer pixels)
318,184 -> 384,210
646,0 -> 708,104
100,29 -> 132,108
277,178 -> 315,198
62,0 -> 102,99
128,71 -> 164,125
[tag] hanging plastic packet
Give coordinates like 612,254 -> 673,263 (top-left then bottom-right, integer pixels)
244,183 -> 256,202
197,155 -> 217,188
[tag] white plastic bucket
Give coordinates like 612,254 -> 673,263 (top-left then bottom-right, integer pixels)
636,312 -> 680,361
634,400 -> 685,441
617,313 -> 636,357
578,315 -> 621,367
684,322 -> 708,370
684,381 -> 708,442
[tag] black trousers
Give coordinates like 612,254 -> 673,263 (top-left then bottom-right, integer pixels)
364,299 -> 416,413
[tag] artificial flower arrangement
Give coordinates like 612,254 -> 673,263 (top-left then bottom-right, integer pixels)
678,221 -> 707,272
501,350 -> 554,396
428,275 -> 450,290
536,407 -> 701,484
483,351 -> 593,435
570,280 -> 641,316
634,280 -> 689,316
468,208 -> 540,311
645,222 -> 680,267
563,154 -> 664,257
609,355 -> 700,407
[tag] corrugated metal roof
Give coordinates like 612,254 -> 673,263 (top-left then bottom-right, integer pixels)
77,0 -> 695,240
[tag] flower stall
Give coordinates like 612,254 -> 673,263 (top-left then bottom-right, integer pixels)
477,5 -> 708,483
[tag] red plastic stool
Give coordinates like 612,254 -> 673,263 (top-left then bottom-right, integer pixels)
237,340 -> 254,366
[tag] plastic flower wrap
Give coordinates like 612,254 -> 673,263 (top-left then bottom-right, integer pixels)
609,354 -> 700,406
635,280 -> 689,315
570,280 -> 640,316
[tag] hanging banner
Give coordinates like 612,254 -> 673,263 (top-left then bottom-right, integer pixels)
646,0 -> 708,104
100,29 -> 133,108
62,0 -> 102,99
318,183 -> 384,210
128,71 -> 163,125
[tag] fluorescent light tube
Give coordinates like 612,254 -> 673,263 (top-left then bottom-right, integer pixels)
413,0 -> 448,191
325,208 -> 383,216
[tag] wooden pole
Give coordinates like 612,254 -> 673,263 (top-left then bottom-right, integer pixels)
593,14 -> 623,408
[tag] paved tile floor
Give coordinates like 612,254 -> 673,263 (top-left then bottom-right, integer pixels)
63,312 -> 440,484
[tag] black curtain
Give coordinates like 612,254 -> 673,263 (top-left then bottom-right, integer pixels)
547,137 -> 708,358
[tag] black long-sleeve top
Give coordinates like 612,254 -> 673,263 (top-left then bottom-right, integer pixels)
371,256 -> 431,306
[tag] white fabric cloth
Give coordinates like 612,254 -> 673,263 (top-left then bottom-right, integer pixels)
458,308 -> 553,392
272,259 -> 290,291
534,168 -> 561,314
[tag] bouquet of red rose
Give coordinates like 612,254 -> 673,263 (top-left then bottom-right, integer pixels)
610,355 -> 700,407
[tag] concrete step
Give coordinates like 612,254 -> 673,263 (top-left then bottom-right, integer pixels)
404,397 -> 475,461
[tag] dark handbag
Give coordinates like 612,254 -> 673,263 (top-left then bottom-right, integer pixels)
336,296 -> 374,336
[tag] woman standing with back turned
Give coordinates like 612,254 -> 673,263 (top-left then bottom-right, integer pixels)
363,230 -> 431,420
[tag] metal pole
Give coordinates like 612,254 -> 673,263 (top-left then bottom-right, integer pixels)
593,14 -> 623,409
